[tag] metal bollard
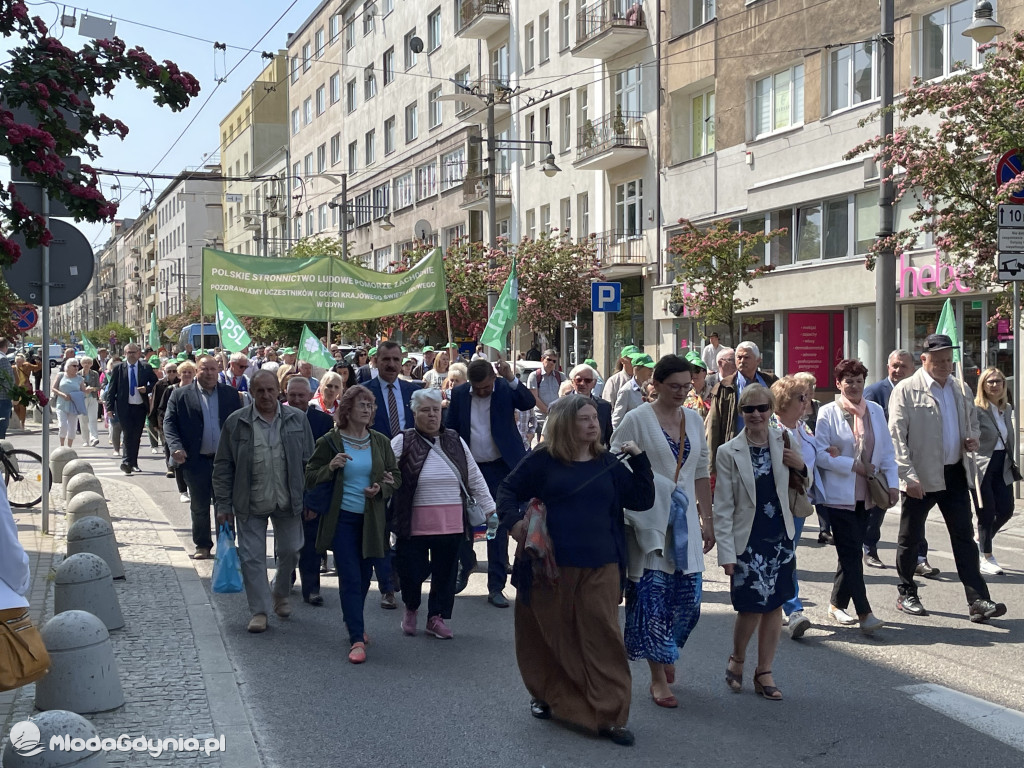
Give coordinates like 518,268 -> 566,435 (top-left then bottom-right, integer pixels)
65,473 -> 104,506
65,491 -> 111,528
48,446 -> 79,486
67,516 -> 125,580
1,709 -> 109,767
53,553 -> 124,631
60,459 -> 94,500
35,610 -> 124,714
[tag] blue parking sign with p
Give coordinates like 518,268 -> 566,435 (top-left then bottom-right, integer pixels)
591,282 -> 621,312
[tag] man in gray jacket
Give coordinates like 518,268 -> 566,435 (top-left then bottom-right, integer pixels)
213,369 -> 315,633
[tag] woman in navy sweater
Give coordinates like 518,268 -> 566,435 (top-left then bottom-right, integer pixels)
497,394 -> 655,747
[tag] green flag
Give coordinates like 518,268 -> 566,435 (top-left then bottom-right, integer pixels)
216,296 -> 252,353
935,298 -> 961,363
148,309 -> 160,351
81,335 -> 98,358
480,259 -> 518,352
299,324 -> 334,369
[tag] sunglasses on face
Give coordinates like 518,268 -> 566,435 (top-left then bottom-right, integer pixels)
574,376 -> 594,383
740,403 -> 772,414
544,358 -> 558,363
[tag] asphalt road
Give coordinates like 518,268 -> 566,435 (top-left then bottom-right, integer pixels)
12,424 -> 1024,768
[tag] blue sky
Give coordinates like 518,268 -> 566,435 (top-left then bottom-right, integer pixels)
9,0 -> 316,248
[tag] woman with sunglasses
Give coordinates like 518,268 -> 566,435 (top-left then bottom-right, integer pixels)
974,367 -> 1015,575
714,384 -> 806,701
611,354 -> 714,708
568,363 -> 611,446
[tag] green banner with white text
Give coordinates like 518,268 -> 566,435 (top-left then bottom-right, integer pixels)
201,247 -> 447,322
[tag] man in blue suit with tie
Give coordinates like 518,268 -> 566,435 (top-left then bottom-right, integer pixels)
862,349 -> 914,570
363,340 -> 420,608
446,358 -> 536,607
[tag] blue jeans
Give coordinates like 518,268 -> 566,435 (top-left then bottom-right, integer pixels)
0,398 -> 11,439
332,510 -> 373,645
783,516 -> 806,616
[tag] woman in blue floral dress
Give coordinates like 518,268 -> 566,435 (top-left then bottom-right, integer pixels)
713,384 -> 807,702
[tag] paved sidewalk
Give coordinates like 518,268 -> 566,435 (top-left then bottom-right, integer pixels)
0,476 -> 260,767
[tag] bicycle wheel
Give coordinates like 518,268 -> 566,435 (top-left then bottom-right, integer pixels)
6,449 -> 47,508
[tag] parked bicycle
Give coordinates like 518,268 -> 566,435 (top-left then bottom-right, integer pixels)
1,444 -> 49,508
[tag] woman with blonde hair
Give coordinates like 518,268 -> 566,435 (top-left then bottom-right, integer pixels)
441,362 -> 468,407
974,367 -> 1015,575
423,350 -> 450,389
312,371 -> 344,414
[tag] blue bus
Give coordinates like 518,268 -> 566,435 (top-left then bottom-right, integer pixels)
178,323 -> 220,351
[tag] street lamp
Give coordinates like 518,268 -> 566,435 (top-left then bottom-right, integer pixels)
963,0 -> 1005,44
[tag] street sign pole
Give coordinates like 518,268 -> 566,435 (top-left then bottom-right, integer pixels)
40,191 -> 51,534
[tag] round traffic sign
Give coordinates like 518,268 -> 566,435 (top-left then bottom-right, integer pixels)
12,305 -> 38,331
997,149 -> 1024,204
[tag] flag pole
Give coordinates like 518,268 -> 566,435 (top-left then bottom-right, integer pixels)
440,247 -> 454,349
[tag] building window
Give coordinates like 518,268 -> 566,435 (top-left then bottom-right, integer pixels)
330,134 -> 341,166
524,22 -> 535,70
691,89 -> 715,158
559,1 -> 570,51
317,143 -> 326,173
428,8 -> 442,52
365,130 -> 376,165
753,64 -> 804,137
329,13 -> 341,43
302,43 -> 311,71
346,79 -> 357,114
303,97 -> 312,125
304,153 -> 313,177
405,102 -> 418,142
540,204 -> 551,234
526,209 -> 536,241
374,245 -> 392,271
395,172 -> 414,209
491,43 -> 509,83
290,56 -> 299,83
830,42 -> 877,113
416,161 -> 438,200
525,113 -> 536,165
330,72 -> 340,104
578,192 -> 590,238
441,147 -> 466,190
383,47 -> 395,85
291,108 -> 299,135
363,0 -> 375,35
445,224 -> 466,248
354,192 -> 372,227
372,183 -> 389,218
315,28 -> 325,58
921,1 -> 980,80
854,189 -> 879,254
684,0 -> 715,32
541,106 -> 551,143
428,87 -> 442,129
559,95 -> 571,152
316,85 -> 326,116
404,29 -> 418,69
364,65 -> 377,100
560,197 -> 572,237
383,0 -> 393,15
294,215 -> 302,240
318,203 -> 329,232
292,162 -> 301,189
384,116 -> 396,155
454,68 -> 471,112
539,13 -> 550,63
615,179 -> 643,237
348,141 -> 358,172
614,65 -> 642,113
345,17 -> 356,50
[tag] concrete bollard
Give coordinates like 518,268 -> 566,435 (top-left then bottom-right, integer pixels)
65,473 -> 104,506
67,516 -> 125,580
65,491 -> 111,528
1,709 -> 109,767
35,610 -> 124,714
60,459 -> 94,500
48,447 -> 79,486
53,553 -> 124,631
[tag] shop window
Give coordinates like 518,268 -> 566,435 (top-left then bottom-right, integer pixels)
741,315 -> 777,373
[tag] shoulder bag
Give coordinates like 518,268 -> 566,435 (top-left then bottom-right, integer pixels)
841,410 -> 896,510
418,433 -> 487,526
0,607 -> 50,691
782,430 -> 814,518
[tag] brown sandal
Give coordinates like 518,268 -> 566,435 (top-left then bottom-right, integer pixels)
725,655 -> 744,693
753,669 -> 782,701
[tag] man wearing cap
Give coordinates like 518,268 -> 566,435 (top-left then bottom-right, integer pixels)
527,348 -> 566,438
601,345 -> 639,407
701,332 -> 723,372
584,357 -> 605,398
683,351 -> 710,417
411,346 -> 435,380
706,341 -> 777,474
612,352 -> 654,429
357,347 -> 379,383
889,334 -> 1006,623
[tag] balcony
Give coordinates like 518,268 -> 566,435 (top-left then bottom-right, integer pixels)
457,0 -> 510,41
458,76 -> 514,124
572,0 -> 647,59
574,111 -> 648,170
591,230 -> 647,274
461,172 -> 512,211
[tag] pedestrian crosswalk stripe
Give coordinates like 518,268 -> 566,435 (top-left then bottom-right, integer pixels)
898,684 -> 1024,753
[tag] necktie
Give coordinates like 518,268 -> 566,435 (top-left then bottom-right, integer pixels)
232,376 -> 237,388
387,383 -> 401,437
129,364 -> 137,396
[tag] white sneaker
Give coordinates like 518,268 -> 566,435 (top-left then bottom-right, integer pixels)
828,605 -> 857,626
980,556 -> 1004,576
859,613 -> 884,635
788,611 -> 811,639
151,447 -> 161,454
89,438 -> 99,447
180,493 -> 191,503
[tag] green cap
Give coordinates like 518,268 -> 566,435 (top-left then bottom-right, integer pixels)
620,345 -> 639,359
176,352 -> 187,361
148,355 -> 160,366
401,346 -> 407,353
422,345 -> 435,353
446,342 -> 458,349
630,352 -> 655,369
368,346 -> 378,356
584,358 -> 597,369
281,347 -> 295,355
403,357 -> 414,365
684,350 -> 708,370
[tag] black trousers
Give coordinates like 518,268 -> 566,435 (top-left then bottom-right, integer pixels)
864,507 -> 886,555
896,463 -> 991,604
396,533 -> 462,619
297,513 -> 322,599
824,503 -> 873,616
119,403 -> 147,467
183,455 -> 215,551
977,450 -> 1014,555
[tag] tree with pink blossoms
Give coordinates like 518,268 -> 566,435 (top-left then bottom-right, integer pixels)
0,0 -> 200,266
846,31 -> 1024,318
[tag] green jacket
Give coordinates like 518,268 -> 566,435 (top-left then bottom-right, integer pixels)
305,429 -> 401,559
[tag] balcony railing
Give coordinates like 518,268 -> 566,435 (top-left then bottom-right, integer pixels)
590,229 -> 646,268
458,0 -> 510,39
576,110 -> 647,164
462,172 -> 512,208
575,0 -> 646,50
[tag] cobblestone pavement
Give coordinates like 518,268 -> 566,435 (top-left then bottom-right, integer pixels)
1,471 -> 259,768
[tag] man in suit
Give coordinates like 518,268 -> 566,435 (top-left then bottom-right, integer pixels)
364,340 -> 420,608
862,349 -> 914,570
105,342 -> 158,475
411,346 -> 435,380
356,346 -> 379,384
889,334 -> 1006,623
446,358 -> 536,607
568,362 -> 612,447
164,355 -> 244,559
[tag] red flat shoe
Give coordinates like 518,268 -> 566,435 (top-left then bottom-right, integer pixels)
650,685 -> 678,708
665,664 -> 676,685
348,642 -> 366,664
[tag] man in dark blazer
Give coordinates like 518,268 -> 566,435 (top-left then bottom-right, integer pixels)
163,355 -> 243,559
356,346 -> 379,384
104,342 -> 158,475
862,349 -> 917,570
446,358 -> 536,606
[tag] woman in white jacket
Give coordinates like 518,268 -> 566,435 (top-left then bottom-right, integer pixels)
612,355 -> 714,709
814,359 -> 898,635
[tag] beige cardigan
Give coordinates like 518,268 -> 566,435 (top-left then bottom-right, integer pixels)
713,427 -> 805,567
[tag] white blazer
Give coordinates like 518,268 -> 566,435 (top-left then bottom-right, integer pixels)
814,400 -> 898,507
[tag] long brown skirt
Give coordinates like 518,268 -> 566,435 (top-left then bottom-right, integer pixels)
514,563 -> 631,733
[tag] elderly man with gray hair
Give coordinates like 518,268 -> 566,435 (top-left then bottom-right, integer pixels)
220,352 -> 252,394
706,341 -> 777,475
568,362 -> 612,446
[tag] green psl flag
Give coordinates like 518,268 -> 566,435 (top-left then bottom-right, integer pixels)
81,335 -> 98,358
299,324 -> 335,369
148,309 -> 160,352
934,298 -> 961,364
216,296 -> 252,353
480,259 -> 518,352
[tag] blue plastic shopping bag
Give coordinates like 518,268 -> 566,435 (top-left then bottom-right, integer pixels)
212,524 -> 243,594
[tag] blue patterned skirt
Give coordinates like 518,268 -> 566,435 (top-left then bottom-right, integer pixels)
624,570 -> 702,664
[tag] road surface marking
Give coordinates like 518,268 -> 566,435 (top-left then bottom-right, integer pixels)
898,684 -> 1024,753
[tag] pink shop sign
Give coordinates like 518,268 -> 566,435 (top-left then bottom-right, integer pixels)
898,252 -> 972,298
